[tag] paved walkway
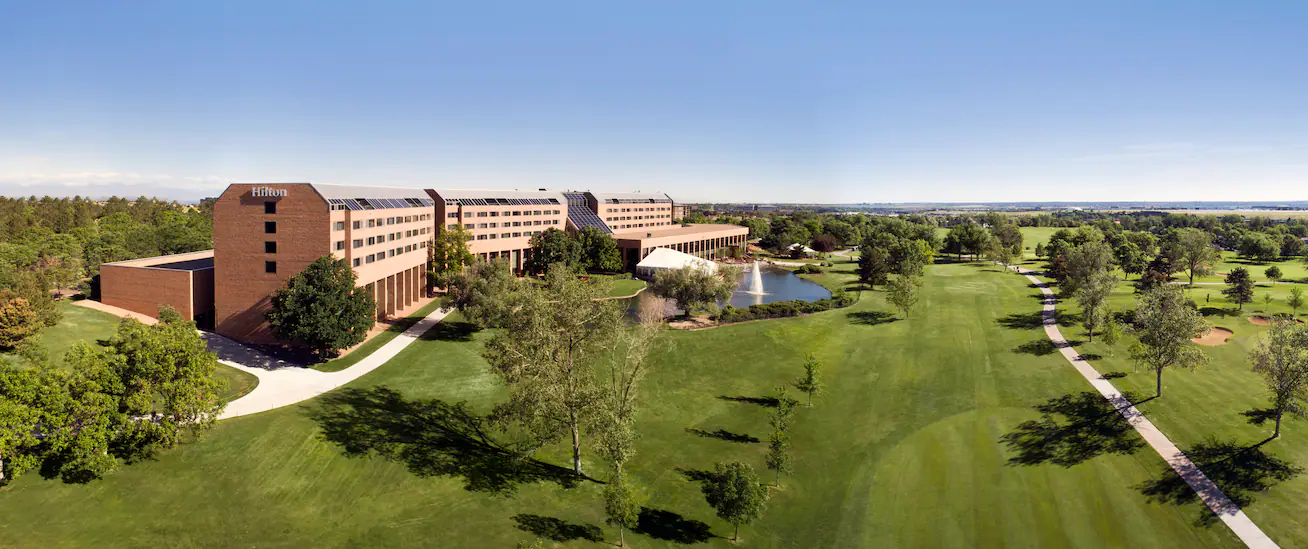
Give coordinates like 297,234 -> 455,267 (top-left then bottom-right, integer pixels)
70,299 -> 158,325
1015,266 -> 1278,549
217,307 -> 452,419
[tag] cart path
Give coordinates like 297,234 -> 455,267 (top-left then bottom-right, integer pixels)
1016,267 -> 1277,549
213,307 -> 451,419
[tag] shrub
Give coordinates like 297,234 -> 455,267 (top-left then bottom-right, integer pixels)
713,291 -> 856,323
794,264 -> 824,275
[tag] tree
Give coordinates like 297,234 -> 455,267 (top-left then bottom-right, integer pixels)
944,223 -> 989,260
0,295 -> 42,349
886,275 -> 920,319
1114,240 -> 1147,280
1100,313 -> 1123,355
447,259 -> 523,329
765,387 -> 797,486
857,246 -> 891,288
1130,286 -> 1211,396
1033,242 -> 1046,259
810,234 -> 839,253
648,264 -> 740,318
1265,266 -> 1283,283
1282,233 -> 1304,258
1175,228 -> 1220,287
576,227 -> 623,273
595,312 -> 660,476
1223,267 -> 1255,310
991,223 -> 1024,259
1076,271 -> 1117,342
1239,232 -> 1281,263
525,228 -> 581,274
793,353 -> 823,407
1061,241 -> 1115,294
480,264 -> 624,476
702,461 -> 770,542
428,225 -> 474,290
1289,287 -> 1305,317
603,474 -> 644,547
1249,321 -> 1308,438
266,256 -> 376,358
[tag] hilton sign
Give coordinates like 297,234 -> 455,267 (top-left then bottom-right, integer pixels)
251,187 -> 289,198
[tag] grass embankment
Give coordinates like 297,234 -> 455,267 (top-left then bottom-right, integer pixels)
0,261 -> 1239,548
0,302 -> 259,403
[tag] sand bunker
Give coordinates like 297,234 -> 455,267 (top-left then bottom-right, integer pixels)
1248,315 -> 1305,326
1193,327 -> 1233,345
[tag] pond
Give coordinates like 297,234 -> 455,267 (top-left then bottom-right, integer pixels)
627,263 -> 832,318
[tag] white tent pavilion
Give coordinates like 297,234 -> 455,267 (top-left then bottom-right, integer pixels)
634,247 -> 717,280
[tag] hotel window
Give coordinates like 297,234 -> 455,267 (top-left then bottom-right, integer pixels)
489,234 -> 497,239
478,223 -> 487,229
489,211 -> 498,217
447,212 -> 458,218
266,221 -> 277,234
386,217 -> 395,225
512,221 -> 520,227
512,232 -> 521,238
353,258 -> 361,268
501,232 -> 511,238
533,210 -> 541,216
367,236 -> 376,245
335,241 -> 344,251
367,219 -> 376,228
265,241 -> 277,253
534,220 -> 541,226
366,255 -> 375,264
447,224 -> 457,230
477,234 -> 487,240
265,261 -> 277,273
264,201 -> 276,214
405,245 -> 413,252
512,211 -> 521,216
353,221 -> 362,230
477,211 -> 487,217
353,239 -> 363,248
333,221 -> 344,231
389,249 -> 396,257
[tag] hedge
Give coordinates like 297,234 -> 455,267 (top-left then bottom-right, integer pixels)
713,291 -> 857,323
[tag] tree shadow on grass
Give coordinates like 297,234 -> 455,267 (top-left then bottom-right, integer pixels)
686,427 -> 760,444
1241,408 -> 1280,427
847,310 -> 899,326
1000,391 -> 1149,467
1014,339 -> 1059,356
420,320 -> 477,342
717,395 -> 779,408
511,514 -> 602,542
997,311 -> 1049,330
677,467 -> 720,484
1200,307 -> 1241,318
1101,371 -> 1128,380
308,386 -> 584,495
634,508 -> 716,544
1135,437 -> 1300,526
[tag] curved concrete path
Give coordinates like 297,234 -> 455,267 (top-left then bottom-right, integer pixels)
1016,267 -> 1278,548
215,307 -> 451,419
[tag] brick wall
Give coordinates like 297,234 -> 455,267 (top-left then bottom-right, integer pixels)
214,183 -> 330,343
100,264 -> 197,320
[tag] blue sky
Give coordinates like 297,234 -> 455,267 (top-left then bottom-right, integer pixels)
2,1 -> 1307,203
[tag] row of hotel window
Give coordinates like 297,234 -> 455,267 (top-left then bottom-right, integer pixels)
446,219 -> 561,230
447,209 -> 561,218
605,215 -> 666,222
335,227 -> 430,251
333,214 -> 431,231
349,242 -> 428,267
474,231 -> 544,240
605,206 -> 670,213
260,242 -> 427,273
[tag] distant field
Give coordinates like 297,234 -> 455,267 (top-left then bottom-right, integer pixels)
1103,209 -> 1308,220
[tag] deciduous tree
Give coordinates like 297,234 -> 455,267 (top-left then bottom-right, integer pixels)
1130,286 -> 1211,396
887,275 -> 921,319
576,227 -> 623,273
1250,321 -> 1308,438
1076,271 -> 1117,342
0,294 -> 42,349
1265,266 -> 1283,283
266,256 -> 376,358
648,264 -> 740,318
702,461 -> 770,542
481,264 -> 623,476
428,225 -> 475,290
1289,287 -> 1305,317
793,353 -> 823,407
1175,228 -> 1220,287
525,228 -> 581,274
603,474 -> 644,547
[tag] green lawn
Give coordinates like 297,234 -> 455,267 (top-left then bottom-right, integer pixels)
312,299 -> 445,373
0,259 -> 1245,547
1194,251 -> 1308,284
0,301 -> 260,403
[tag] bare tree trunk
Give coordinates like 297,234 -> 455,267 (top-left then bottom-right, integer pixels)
734,523 -> 739,542
571,422 -> 582,476
0,456 -> 5,481
1156,368 -> 1163,397
1275,410 -> 1283,438
619,525 -> 625,547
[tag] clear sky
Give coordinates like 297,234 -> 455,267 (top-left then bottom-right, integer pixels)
2,1 -> 1307,203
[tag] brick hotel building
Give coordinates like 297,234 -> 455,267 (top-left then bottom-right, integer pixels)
100,182 -> 747,344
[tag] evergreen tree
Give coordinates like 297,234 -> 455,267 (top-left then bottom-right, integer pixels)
1223,267 -> 1255,310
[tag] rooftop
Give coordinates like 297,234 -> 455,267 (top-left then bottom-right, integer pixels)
613,223 -> 748,241
104,249 -> 215,271
309,183 -> 431,200
588,191 -> 673,204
